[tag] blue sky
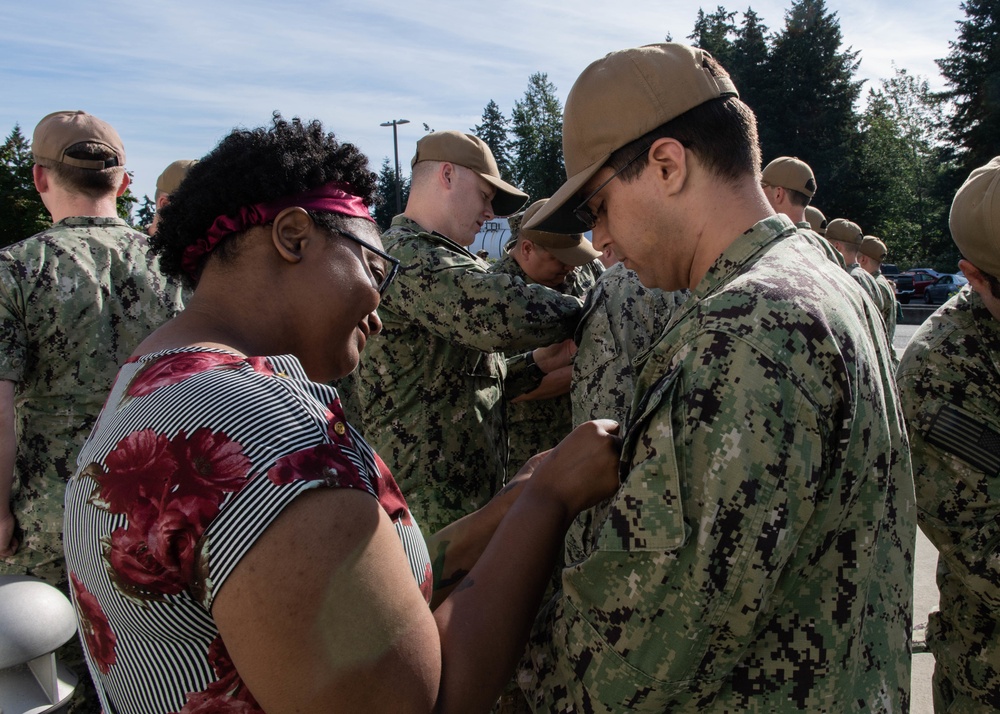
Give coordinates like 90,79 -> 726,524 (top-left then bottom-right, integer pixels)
2,0 -> 964,209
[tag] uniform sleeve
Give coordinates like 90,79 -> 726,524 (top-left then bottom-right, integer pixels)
383,238 -> 582,353
524,331 -> 827,710
898,342 -> 1000,609
0,257 -> 28,384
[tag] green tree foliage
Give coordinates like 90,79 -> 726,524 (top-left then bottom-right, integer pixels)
937,0 -> 1000,175
510,73 -> 565,203
135,195 -> 156,233
117,172 -> 138,225
848,68 -> 956,269
0,124 -> 48,247
757,0 -> 864,216
730,9 -> 771,115
473,100 -> 513,182
372,157 -> 410,231
688,6 -> 738,69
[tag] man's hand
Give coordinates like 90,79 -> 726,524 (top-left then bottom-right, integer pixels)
511,365 -> 572,403
532,338 -> 577,374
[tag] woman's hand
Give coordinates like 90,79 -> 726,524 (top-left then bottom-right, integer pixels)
525,419 -> 621,526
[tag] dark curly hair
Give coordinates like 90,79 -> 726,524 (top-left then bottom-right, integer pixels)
152,113 -> 378,286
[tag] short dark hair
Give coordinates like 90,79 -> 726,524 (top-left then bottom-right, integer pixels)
606,70 -> 760,189
152,113 -> 377,286
786,188 -> 812,207
979,267 -> 1000,301
42,142 -> 123,198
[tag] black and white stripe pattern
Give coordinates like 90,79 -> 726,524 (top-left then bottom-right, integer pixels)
64,348 -> 431,714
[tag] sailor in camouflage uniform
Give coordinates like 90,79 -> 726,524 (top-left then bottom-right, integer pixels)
897,156 -> 1000,712
354,132 -> 583,535
859,235 -> 898,341
0,110 -> 185,713
490,199 -> 603,478
517,43 -> 914,712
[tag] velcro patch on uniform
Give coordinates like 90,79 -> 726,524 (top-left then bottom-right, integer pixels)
926,404 -> 1000,476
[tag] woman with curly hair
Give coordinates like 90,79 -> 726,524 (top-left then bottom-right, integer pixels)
62,114 -> 620,713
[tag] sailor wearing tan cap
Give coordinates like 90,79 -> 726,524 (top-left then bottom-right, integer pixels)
354,131 -> 584,535
898,157 -> 1000,712
489,199 -> 603,478
826,217 -> 895,342
760,156 -> 816,222
518,43 -> 912,712
148,159 -> 197,235
858,235 -> 898,339
0,110 -> 185,712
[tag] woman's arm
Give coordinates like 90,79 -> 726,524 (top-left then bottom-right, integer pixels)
213,419 -> 620,714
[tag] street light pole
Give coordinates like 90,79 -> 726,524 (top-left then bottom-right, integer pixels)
380,119 -> 410,214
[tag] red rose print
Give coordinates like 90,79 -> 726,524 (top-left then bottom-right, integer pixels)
172,428 -> 252,497
70,572 -> 117,674
175,636 -> 262,714
102,428 -> 251,600
90,429 -> 177,514
128,352 -> 275,398
128,352 -> 241,397
266,443 -> 363,488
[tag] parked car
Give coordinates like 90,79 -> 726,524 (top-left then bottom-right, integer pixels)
892,268 -> 943,303
881,263 -> 900,278
924,273 -> 968,304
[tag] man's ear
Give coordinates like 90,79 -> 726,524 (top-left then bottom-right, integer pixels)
439,162 -> 458,191
115,171 -> 131,198
271,207 -> 315,264
647,138 -> 688,196
156,194 -> 170,211
32,164 -> 48,194
960,259 -> 989,295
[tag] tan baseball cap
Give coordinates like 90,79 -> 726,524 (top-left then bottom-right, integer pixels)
526,43 -> 738,234
826,218 -> 864,246
412,131 -> 527,216
860,236 -> 887,263
805,205 -> 827,234
762,156 -> 816,197
510,199 -> 601,267
32,110 -> 125,170
950,156 -> 1000,278
155,159 -> 198,198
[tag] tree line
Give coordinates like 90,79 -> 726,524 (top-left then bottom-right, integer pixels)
374,0 -> 999,273
3,0 -> 998,274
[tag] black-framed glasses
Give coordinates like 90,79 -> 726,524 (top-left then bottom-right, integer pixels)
330,228 -> 401,296
572,145 -> 651,230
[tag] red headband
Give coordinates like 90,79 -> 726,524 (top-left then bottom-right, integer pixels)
181,182 -> 375,278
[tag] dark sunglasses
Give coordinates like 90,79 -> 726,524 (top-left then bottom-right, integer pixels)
330,228 -> 401,296
572,145 -> 651,230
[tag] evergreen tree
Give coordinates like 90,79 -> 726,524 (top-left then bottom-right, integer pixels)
473,100 -> 513,182
759,0 -> 863,215
730,9 -> 771,116
372,157 -> 409,231
0,124 -> 48,247
937,0 -> 1000,174
117,172 -> 138,225
510,73 -> 565,203
688,6 -> 738,70
847,68 -> 954,270
135,195 -> 156,233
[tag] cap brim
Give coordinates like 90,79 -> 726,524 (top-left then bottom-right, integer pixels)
547,239 -> 602,267
481,174 -> 528,217
523,153 -> 609,234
